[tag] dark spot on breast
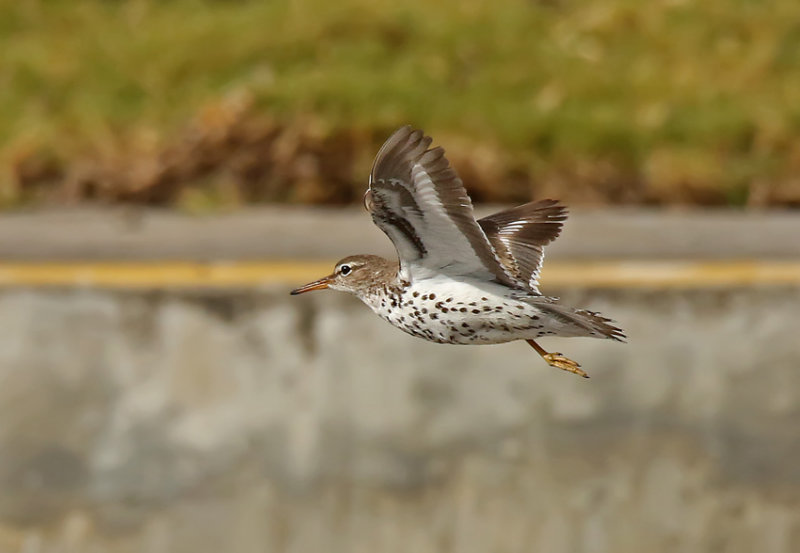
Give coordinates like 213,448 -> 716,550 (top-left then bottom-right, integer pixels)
460,308 -> 467,313
472,309 -> 480,314
481,297 -> 488,301
469,302 -> 477,306
429,313 -> 438,320
483,306 -> 492,312
422,294 -> 429,300
442,307 -> 449,313
532,315 -> 539,320
413,291 -> 420,297
429,293 -> 436,300
421,308 -> 428,314
516,305 -> 524,309
446,298 -> 453,303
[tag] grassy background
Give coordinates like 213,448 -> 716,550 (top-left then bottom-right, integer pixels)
2,0 -> 800,207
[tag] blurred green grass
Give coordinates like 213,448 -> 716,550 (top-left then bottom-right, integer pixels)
2,0 -> 800,206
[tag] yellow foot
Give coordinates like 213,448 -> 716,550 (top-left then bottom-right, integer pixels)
543,352 -> 589,378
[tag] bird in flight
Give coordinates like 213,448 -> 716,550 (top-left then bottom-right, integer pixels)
291,126 -> 625,377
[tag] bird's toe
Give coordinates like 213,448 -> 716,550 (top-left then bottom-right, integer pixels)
543,352 -> 588,378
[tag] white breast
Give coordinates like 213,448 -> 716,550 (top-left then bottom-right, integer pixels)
360,275 -> 547,345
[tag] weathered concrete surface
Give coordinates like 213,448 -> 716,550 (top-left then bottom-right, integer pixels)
0,206 -> 798,260
0,285 -> 798,553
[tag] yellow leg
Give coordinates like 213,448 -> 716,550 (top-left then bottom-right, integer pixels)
526,339 -> 589,378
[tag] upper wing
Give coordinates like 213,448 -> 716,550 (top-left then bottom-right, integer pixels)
365,126 -> 515,285
478,199 -> 567,293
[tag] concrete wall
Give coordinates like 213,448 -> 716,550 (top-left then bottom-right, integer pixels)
0,284 -> 798,553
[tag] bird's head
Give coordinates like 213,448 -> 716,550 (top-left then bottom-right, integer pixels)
290,254 -> 395,297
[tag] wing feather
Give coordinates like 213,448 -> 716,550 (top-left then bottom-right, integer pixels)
367,126 -> 515,285
478,199 -> 568,293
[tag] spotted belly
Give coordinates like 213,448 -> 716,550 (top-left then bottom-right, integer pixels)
364,285 -> 552,345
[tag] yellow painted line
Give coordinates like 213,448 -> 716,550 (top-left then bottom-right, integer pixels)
542,261 -> 800,288
0,261 -> 330,289
0,260 -> 797,289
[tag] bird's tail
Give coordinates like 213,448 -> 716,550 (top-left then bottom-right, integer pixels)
529,299 -> 626,342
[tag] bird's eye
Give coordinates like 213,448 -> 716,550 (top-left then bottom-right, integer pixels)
340,264 -> 352,276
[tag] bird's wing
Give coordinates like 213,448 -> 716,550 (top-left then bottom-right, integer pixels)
365,126 -> 515,285
478,199 -> 567,293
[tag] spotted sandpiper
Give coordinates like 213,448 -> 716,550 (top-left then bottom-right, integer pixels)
291,126 -> 625,377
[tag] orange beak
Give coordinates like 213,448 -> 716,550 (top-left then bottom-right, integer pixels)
290,274 -> 335,295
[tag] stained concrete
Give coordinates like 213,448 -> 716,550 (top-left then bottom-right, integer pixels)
0,206 -> 797,260
0,284 -> 798,552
